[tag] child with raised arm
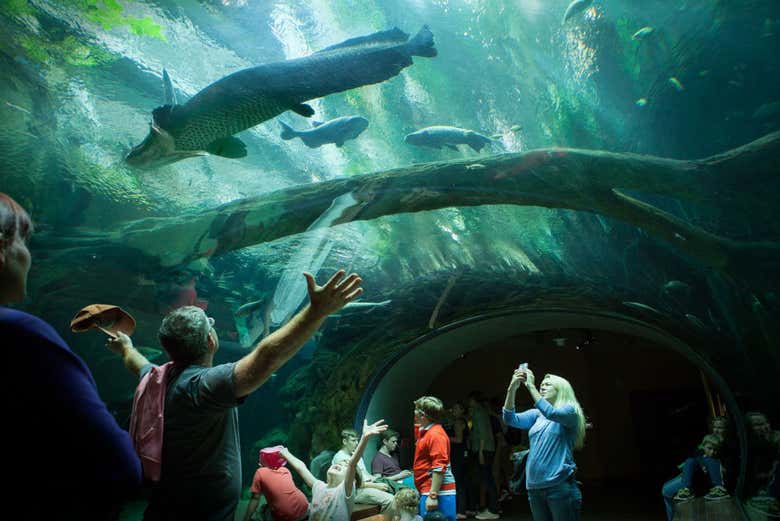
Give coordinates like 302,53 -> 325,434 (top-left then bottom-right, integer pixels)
281,419 -> 387,521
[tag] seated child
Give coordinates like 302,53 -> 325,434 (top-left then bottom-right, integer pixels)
661,434 -> 729,521
281,419 -> 386,521
392,488 -> 423,521
243,446 -> 309,521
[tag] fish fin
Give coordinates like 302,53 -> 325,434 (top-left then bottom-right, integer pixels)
162,69 -> 177,105
445,144 -> 459,151
206,136 -> 247,158
152,104 -> 175,129
315,28 -> 409,54
291,103 -> 315,117
407,25 -> 437,58
467,134 -> 490,152
279,121 -> 297,140
335,141 -> 344,147
300,136 -> 320,148
311,120 -> 324,127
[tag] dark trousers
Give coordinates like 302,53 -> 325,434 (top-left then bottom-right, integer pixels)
452,456 -> 476,512
479,451 -> 498,511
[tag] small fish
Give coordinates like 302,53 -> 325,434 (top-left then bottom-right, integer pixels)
235,299 -> 265,317
332,299 -> 392,316
344,299 -> 391,310
635,98 -> 648,107
562,0 -> 593,24
685,313 -> 706,329
509,124 -> 523,132
661,280 -> 692,303
404,125 -> 494,152
623,301 -> 663,315
466,163 -> 486,170
279,116 -> 368,148
668,77 -> 684,91
662,280 -> 691,296
490,133 -> 503,139
632,26 -> 655,40
4,101 -> 32,115
136,346 -> 164,360
698,70 -> 710,77
752,101 -> 780,120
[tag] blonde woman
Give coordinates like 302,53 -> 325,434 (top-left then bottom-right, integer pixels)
503,367 -> 586,521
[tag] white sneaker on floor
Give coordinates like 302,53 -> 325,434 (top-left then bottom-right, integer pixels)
475,510 -> 500,520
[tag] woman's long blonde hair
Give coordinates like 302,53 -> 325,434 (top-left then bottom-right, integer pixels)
544,373 -> 586,450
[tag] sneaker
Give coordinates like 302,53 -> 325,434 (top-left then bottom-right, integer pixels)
747,495 -> 780,515
704,485 -> 730,501
673,487 -> 694,502
456,514 -> 468,520
475,510 -> 500,520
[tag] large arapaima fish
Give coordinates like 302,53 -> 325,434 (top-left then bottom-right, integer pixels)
126,26 -> 436,168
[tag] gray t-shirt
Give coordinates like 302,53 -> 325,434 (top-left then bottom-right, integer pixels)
141,362 -> 243,521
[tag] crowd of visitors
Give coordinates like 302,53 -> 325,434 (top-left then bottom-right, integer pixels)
3,187 -> 778,521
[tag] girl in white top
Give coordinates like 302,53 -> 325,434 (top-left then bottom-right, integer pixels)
281,419 -> 387,521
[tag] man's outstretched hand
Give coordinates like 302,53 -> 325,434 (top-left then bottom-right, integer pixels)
305,270 -> 363,317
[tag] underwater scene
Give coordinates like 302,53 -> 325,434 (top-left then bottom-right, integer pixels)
1,0 -> 779,520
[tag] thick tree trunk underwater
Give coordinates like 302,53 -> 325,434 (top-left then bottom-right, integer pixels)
35,130 -> 779,273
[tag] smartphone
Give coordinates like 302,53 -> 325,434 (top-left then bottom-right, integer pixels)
518,362 -> 528,371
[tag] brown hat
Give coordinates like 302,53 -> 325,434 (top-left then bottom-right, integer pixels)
70,304 -> 136,339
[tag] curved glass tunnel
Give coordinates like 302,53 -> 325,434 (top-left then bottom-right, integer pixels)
359,312 -> 745,519
1,0 -> 778,519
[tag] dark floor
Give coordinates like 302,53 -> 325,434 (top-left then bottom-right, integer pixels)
123,481 -> 669,521
490,481 -> 665,521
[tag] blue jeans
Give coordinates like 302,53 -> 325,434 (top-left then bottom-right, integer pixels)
527,477 -> 581,521
661,475 -> 684,521
661,456 -> 724,521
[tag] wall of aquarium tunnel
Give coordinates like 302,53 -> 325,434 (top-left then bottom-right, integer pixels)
1,0 -> 779,519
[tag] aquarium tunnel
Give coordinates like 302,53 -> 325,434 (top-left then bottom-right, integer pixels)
1,1 -> 778,520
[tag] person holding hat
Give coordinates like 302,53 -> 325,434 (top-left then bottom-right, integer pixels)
242,446 -> 309,521
0,193 -> 142,520
108,270 -> 363,520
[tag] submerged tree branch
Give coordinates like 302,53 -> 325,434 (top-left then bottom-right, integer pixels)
37,131 -> 780,271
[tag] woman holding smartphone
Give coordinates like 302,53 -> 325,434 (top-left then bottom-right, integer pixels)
502,365 -> 586,521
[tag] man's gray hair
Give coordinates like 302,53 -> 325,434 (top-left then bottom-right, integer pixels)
158,306 -> 210,364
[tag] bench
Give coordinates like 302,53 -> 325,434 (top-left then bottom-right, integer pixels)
351,503 -> 383,521
674,497 -> 742,521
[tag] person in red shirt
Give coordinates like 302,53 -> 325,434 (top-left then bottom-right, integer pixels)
243,448 -> 309,521
413,395 -> 457,521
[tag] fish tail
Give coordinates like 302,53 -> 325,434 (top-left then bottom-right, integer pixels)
279,121 -> 298,140
407,25 -> 437,58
